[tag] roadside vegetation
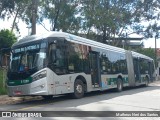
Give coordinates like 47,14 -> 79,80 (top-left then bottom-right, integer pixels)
0,29 -> 17,95
0,68 -> 7,95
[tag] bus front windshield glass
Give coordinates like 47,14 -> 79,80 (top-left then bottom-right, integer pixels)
10,42 -> 47,72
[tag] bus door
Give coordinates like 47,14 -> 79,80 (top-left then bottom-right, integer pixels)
89,52 -> 101,88
133,57 -> 141,83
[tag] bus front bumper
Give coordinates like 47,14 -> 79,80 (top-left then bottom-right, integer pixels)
7,78 -> 48,97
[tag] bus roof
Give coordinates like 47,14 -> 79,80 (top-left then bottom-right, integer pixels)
13,32 -> 126,53
12,32 -> 153,60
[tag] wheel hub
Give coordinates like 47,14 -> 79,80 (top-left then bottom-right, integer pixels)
76,84 -> 82,93
119,82 -> 122,89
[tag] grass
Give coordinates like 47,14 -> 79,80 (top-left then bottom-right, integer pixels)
0,68 -> 7,95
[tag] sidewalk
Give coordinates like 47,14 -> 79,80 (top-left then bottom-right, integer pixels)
150,80 -> 160,86
0,95 -> 42,105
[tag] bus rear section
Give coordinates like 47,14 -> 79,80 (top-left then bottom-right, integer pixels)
126,51 -> 155,87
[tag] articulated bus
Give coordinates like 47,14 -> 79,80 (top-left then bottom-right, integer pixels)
7,32 -> 155,99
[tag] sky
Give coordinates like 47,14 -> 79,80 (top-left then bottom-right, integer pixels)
0,18 -> 160,48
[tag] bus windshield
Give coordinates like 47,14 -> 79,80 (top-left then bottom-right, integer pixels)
10,42 -> 47,73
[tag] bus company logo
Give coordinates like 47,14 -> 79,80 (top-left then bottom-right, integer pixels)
2,112 -> 11,117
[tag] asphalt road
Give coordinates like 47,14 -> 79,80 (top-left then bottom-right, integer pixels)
0,81 -> 160,120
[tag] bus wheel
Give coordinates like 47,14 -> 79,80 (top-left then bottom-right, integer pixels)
42,95 -> 53,99
72,79 -> 84,99
116,78 -> 123,92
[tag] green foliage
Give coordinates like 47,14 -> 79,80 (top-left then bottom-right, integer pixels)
81,0 -> 134,41
1,0 -> 160,46
39,0 -> 80,33
135,48 -> 155,60
0,68 -> 7,95
0,0 -> 15,19
80,0 -> 160,45
0,29 -> 17,50
12,0 -> 32,33
0,0 -> 32,33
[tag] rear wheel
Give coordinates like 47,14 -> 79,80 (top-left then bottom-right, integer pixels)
72,79 -> 84,99
116,78 -> 123,92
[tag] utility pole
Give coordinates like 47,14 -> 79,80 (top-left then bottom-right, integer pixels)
155,35 -> 157,68
31,0 -> 38,35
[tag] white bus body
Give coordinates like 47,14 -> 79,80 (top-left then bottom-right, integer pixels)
7,32 -> 155,98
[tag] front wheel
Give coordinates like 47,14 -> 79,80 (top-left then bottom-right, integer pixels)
116,78 -> 123,92
72,79 -> 84,99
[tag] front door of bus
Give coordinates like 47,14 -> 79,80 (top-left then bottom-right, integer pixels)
89,52 -> 101,87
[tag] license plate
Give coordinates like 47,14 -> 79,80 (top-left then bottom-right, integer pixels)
14,91 -> 22,95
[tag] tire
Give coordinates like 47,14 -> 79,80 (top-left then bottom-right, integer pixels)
42,95 -> 53,99
72,79 -> 84,99
116,78 -> 123,92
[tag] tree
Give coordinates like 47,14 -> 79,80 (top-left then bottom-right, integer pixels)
11,0 -> 33,34
129,0 -> 160,38
80,0 -> 134,44
80,0 -> 160,46
0,0 -> 15,19
0,29 -> 17,50
0,0 -> 33,34
1,0 -> 160,46
31,0 -> 38,35
39,0 -> 80,33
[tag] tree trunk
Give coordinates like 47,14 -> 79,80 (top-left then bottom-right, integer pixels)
11,6 -> 20,32
102,27 -> 107,44
53,0 -> 62,31
53,8 -> 60,31
31,0 -> 38,35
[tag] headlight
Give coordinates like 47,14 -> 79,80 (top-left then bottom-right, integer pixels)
32,70 -> 47,81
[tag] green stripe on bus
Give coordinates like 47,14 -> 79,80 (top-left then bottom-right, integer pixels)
107,77 -> 129,85
7,77 -> 32,86
107,78 -> 117,85
123,77 -> 129,84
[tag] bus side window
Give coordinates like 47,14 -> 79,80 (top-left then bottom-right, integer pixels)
55,48 -> 64,67
49,44 -> 64,66
49,44 -> 56,64
49,43 -> 66,74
